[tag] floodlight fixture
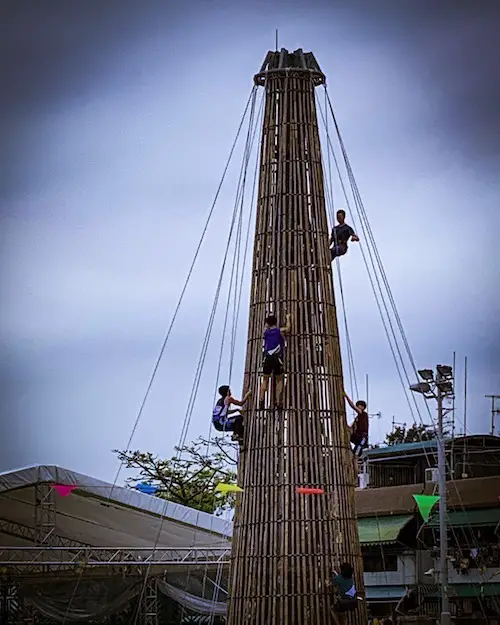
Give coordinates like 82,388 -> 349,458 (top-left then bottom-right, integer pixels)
437,365 -> 453,379
418,369 -> 435,382
436,380 -> 454,395
410,382 -> 432,395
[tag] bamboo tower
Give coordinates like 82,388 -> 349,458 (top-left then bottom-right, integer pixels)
226,49 -> 367,625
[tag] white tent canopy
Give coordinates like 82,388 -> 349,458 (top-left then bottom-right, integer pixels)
0,463 -> 233,550
0,464 -> 231,619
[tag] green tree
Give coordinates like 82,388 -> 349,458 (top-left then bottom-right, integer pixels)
385,422 -> 437,445
114,436 -> 238,515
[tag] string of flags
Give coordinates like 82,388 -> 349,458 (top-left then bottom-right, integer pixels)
48,482 -> 341,499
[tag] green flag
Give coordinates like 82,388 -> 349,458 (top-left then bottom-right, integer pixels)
413,494 -> 440,522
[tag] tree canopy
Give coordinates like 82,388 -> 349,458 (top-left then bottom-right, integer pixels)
384,422 -> 437,446
114,436 -> 238,516
117,422 -> 441,515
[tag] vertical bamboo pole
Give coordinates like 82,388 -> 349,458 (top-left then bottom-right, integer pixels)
228,49 -> 366,625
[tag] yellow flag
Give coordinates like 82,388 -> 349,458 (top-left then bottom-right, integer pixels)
215,483 -> 243,493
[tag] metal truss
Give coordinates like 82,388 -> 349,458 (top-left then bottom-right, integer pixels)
0,518 -> 91,550
0,546 -> 231,575
34,483 -> 56,545
141,578 -> 159,625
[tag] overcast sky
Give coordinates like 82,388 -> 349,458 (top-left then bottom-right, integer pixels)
1,0 -> 499,481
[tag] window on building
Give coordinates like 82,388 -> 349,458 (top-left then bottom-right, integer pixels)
362,552 -> 398,572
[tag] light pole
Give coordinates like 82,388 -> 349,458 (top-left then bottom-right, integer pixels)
410,365 -> 454,625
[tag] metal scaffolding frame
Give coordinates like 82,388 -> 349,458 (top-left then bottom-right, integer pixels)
0,546 -> 231,575
34,484 -> 56,545
2,488 -> 231,621
141,578 -> 159,625
0,518 -> 91,550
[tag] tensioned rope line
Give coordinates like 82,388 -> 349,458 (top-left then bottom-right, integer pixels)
321,92 -> 393,597
316,94 -> 415,424
228,92 -> 265,383
321,89 -> 358,400
132,91 -> 261,625
61,87 -> 259,625
321,87 -> 497,619
178,90 -> 263,615
229,94 -> 265,378
327,93 -> 418,378
203,95 -> 266,625
316,94 -> 420,422
200,91 -> 265,624
107,86 -> 258,498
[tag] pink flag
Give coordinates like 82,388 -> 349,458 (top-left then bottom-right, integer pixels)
52,484 -> 77,497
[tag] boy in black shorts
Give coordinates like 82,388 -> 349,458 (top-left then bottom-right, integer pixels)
258,313 -> 291,410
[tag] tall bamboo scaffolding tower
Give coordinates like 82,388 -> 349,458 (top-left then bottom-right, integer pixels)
227,49 -> 367,625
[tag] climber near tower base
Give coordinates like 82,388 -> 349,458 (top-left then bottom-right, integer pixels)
344,391 -> 369,457
331,562 -> 357,613
212,385 -> 251,442
330,209 -> 359,261
259,313 -> 291,410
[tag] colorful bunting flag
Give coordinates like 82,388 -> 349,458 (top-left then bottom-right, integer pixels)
215,483 -> 243,493
413,494 -> 440,522
296,487 -> 325,495
52,484 -> 77,497
136,483 -> 159,495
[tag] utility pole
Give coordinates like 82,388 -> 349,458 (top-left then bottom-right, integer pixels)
410,364 -> 454,625
436,367 -> 450,625
485,395 -> 500,436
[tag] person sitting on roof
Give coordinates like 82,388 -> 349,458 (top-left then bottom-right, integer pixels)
330,209 -> 359,261
212,385 -> 251,442
259,313 -> 291,410
344,391 -> 369,457
331,562 -> 358,613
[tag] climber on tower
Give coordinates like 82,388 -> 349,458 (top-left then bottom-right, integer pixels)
344,391 -> 369,457
259,313 -> 291,410
212,385 -> 251,442
330,562 -> 358,613
330,209 -> 359,261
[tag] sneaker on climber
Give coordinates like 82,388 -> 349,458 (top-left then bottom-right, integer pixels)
259,314 -> 291,410
212,385 -> 251,442
331,562 -> 358,613
345,391 -> 369,457
330,209 -> 359,261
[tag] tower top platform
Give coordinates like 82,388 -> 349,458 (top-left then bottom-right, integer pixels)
254,48 -> 326,86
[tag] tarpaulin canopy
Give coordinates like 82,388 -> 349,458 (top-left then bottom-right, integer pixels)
357,515 -> 413,545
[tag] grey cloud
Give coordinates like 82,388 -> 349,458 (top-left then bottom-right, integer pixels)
1,0 -> 499,478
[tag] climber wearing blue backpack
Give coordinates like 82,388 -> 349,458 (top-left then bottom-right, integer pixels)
258,313 -> 291,410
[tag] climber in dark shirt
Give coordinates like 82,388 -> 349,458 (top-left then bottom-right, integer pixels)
344,392 -> 369,457
330,209 -> 359,261
331,562 -> 358,613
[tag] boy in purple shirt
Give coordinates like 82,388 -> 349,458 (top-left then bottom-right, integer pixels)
259,313 -> 291,410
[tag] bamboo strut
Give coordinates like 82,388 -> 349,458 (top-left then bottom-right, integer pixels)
228,50 -> 366,625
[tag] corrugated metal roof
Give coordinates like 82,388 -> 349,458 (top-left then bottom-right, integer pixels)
363,440 -> 439,458
428,507 -> 500,528
357,514 -> 413,545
